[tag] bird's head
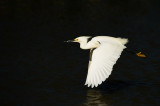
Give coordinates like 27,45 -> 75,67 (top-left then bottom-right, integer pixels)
65,36 -> 91,43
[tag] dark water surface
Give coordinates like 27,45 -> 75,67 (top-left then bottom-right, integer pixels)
1,0 -> 160,105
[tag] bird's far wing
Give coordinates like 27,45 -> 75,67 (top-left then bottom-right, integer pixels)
85,40 -> 126,88
88,48 -> 96,69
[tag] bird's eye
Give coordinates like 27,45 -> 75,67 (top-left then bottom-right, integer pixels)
74,39 -> 78,41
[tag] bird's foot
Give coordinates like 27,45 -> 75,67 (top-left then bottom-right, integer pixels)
136,52 -> 146,58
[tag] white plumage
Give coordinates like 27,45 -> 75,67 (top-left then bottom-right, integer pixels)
66,36 -> 128,88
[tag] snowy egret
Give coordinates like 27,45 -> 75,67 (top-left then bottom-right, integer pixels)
66,36 -> 146,88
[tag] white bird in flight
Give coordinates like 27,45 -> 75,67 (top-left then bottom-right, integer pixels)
66,36 -> 146,88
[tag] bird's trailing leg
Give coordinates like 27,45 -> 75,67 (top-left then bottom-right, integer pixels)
136,52 -> 146,58
125,49 -> 147,58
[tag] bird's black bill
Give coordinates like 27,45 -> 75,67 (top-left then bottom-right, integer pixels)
64,40 -> 74,42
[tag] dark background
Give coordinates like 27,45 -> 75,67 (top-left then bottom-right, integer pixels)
0,0 -> 160,105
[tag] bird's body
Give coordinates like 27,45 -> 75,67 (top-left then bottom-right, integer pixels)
79,36 -> 128,49
66,36 -> 129,88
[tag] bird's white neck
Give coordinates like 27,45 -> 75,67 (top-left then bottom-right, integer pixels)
79,40 -> 99,49
80,40 -> 89,49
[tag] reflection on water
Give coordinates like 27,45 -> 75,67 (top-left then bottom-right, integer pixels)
83,80 -> 133,106
84,89 -> 109,106
84,80 -> 132,106
83,80 -> 160,106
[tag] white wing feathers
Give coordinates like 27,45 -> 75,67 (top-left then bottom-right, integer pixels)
85,40 -> 126,88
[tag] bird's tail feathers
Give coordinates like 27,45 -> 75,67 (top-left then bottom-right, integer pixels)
117,38 -> 129,45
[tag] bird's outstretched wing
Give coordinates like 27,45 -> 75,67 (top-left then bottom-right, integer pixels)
85,40 -> 126,88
